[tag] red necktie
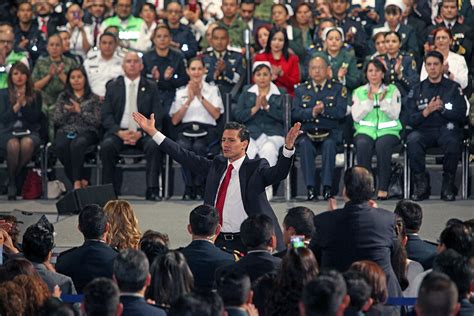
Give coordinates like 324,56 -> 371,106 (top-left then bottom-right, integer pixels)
93,22 -> 99,46
215,164 -> 234,225
40,18 -> 47,36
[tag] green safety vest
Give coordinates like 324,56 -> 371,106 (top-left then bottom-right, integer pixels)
353,84 -> 402,140
0,51 -> 28,89
102,15 -> 144,42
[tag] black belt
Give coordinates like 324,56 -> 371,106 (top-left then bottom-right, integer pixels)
220,232 -> 240,241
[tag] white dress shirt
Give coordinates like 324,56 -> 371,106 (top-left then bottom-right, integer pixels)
169,80 -> 224,126
120,77 -> 140,129
67,23 -> 93,59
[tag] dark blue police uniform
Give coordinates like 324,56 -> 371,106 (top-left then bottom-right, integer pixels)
169,23 -> 199,59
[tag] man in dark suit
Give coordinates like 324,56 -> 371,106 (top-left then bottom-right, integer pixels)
100,51 -> 164,200
216,214 -> 282,283
133,114 -> 301,252
179,205 -> 235,290
114,249 -> 166,316
394,200 -> 437,270
239,0 -> 268,38
309,166 -> 402,297
217,271 -> 257,316
22,224 -> 76,295
56,205 -> 118,294
83,278 -> 123,316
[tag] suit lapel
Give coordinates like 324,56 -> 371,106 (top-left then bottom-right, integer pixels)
210,159 -> 228,206
137,77 -> 145,113
118,78 -> 126,117
239,157 -> 248,209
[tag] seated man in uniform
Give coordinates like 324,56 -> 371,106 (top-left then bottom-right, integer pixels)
407,50 -> 466,201
202,26 -> 244,98
292,54 -> 348,201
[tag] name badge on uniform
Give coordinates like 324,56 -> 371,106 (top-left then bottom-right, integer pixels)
444,102 -> 453,110
229,59 -> 236,65
417,99 -> 427,110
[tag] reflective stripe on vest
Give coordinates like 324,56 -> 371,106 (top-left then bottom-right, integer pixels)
378,120 -> 398,129
359,120 -> 376,127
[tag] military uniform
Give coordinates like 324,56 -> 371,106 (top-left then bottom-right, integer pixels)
169,23 -> 199,60
407,77 -> 467,201
292,80 -> 348,198
369,23 -> 420,59
333,16 -> 368,63
202,47 -> 244,97
218,18 -> 247,48
14,23 -> 45,65
326,49 -> 361,92
83,49 -> 124,98
303,43 -> 355,81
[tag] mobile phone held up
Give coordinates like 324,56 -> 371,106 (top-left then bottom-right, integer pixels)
290,235 -> 305,249
189,0 -> 197,12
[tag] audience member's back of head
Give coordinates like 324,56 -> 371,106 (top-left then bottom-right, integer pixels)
433,249 -> 473,300
349,260 -> 388,305
277,247 -> 319,287
301,270 -> 348,316
38,297 -> 74,316
147,250 -> 194,307
83,278 -> 122,316
216,271 -> 251,307
22,224 -> 55,263
79,204 -> 108,239
0,257 -> 40,282
240,214 -> 275,250
283,207 -> 315,238
416,272 -> 460,316
189,205 -> 220,237
343,270 -> 372,312
193,289 -> 225,316
139,230 -> 170,266
439,222 -> 473,257
113,249 -> 149,293
343,166 -> 374,203
0,281 -> 26,316
394,200 -> 423,232
168,292 -> 214,316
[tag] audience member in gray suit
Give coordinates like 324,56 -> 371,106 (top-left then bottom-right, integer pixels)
22,224 -> 76,295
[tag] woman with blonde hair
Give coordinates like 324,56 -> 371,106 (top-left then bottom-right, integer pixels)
104,200 -> 142,250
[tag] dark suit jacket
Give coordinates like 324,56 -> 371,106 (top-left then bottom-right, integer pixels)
120,295 -> 167,316
32,262 -> 76,295
101,76 -> 163,136
159,137 -> 292,249
309,202 -> 401,297
179,240 -> 234,290
405,234 -> 437,270
216,251 -> 281,283
55,240 -> 118,293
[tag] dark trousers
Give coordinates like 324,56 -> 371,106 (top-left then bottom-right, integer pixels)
176,133 -> 208,187
100,134 -> 162,191
55,131 -> 99,182
297,131 -> 341,188
355,134 -> 399,191
406,127 -> 462,175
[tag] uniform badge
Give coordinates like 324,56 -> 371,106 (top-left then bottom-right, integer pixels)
444,102 -> 453,110
141,87 -> 145,92
341,87 -> 347,97
402,33 -> 406,39
303,95 -> 312,102
412,60 -> 416,70
447,122 -> 454,130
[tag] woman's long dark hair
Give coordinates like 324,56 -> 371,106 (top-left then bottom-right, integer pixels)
265,26 -> 290,60
64,66 -> 92,99
7,62 -> 35,106
254,24 -> 272,52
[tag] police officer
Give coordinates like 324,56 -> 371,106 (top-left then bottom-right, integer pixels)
379,31 -> 419,124
83,32 -> 124,99
14,1 -> 46,65
0,29 -> 29,89
142,24 -> 188,134
202,26 -> 244,97
292,54 -> 348,201
165,2 -> 199,60
407,51 -> 466,202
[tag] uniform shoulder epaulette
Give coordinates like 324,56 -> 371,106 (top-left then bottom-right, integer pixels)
220,246 -> 244,261
86,49 -> 99,59
296,81 -> 310,88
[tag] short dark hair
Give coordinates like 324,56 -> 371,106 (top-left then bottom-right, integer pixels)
303,271 -> 347,316
240,0 -> 255,6
433,249 -> 473,299
216,271 -> 251,307
283,207 -> 315,237
168,292 -> 213,316
385,4 -> 402,15
223,122 -> 250,143
22,224 -> 55,263
83,278 -> 121,316
416,272 -> 459,316
343,166 -> 374,203
439,223 -> 473,257
394,200 -> 423,231
364,58 -> 387,82
240,214 -> 274,249
38,297 -> 74,316
189,205 -> 219,237
139,230 -> 170,265
424,50 -> 444,64
78,204 -> 108,239
343,271 -> 372,312
211,26 -> 229,37
113,249 -> 149,293
99,31 -> 118,43
384,31 -> 402,43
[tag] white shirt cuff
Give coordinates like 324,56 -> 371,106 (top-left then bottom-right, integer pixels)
152,131 -> 166,145
282,146 -> 295,158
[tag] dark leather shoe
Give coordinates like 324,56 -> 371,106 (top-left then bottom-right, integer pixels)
183,186 -> 195,200
146,188 -> 162,201
411,173 -> 430,201
323,186 -> 333,200
307,186 -> 317,201
441,173 -> 457,202
7,183 -> 16,201
195,186 -> 204,200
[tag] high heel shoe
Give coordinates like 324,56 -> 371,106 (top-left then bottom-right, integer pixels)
7,183 -> 16,200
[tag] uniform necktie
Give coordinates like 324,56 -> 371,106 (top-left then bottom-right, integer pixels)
215,164 -> 234,225
316,84 -> 322,92
128,81 -> 138,131
93,21 -> 99,47
448,23 -> 452,30
40,18 -> 47,36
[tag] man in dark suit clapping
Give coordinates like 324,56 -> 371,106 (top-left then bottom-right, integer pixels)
133,113 -> 301,252
100,52 -> 164,200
